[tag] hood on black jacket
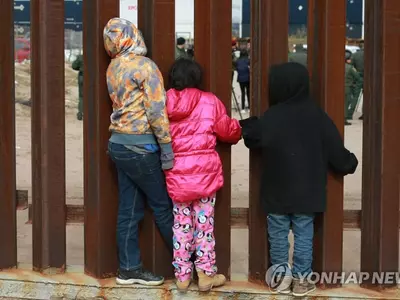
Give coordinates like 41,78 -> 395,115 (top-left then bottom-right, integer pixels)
268,62 -> 310,106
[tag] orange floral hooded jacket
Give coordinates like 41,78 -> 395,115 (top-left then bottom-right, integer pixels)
103,18 -> 172,146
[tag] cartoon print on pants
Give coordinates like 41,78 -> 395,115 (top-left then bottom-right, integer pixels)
183,207 -> 191,216
200,197 -> 209,204
197,250 -> 204,258
182,223 -> 191,233
174,240 -> 181,250
172,195 -> 217,282
207,232 -> 213,242
210,197 -> 216,207
198,211 -> 208,224
173,206 -> 179,215
185,242 -> 191,251
197,230 -> 204,239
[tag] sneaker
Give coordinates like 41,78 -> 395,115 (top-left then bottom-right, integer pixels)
241,109 -> 246,114
292,278 -> 316,297
196,269 -> 226,292
116,268 -> 164,286
345,121 -> 352,126
269,275 -> 292,295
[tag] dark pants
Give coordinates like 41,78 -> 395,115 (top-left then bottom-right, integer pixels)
108,142 -> 174,271
239,82 -> 250,110
345,93 -> 357,120
267,214 -> 314,278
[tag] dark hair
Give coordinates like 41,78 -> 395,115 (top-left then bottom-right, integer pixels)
177,37 -> 186,46
240,49 -> 248,57
168,59 -> 202,91
345,50 -> 352,61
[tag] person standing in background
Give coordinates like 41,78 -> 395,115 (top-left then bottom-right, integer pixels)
247,38 -> 251,59
351,40 -> 364,120
345,51 -> 363,125
186,44 -> 194,59
236,49 -> 250,113
72,54 -> 84,121
231,39 -> 238,82
175,37 -> 190,60
351,40 -> 364,77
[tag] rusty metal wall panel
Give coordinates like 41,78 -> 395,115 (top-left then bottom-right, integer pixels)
361,0 -> 400,287
308,0 -> 346,286
83,0 -> 119,278
307,0 -> 315,76
0,0 -> 17,270
30,0 -> 66,272
194,0 -> 232,278
248,0 -> 288,283
137,0 -> 175,278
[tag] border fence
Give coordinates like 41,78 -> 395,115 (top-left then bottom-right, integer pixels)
1,0 -> 399,290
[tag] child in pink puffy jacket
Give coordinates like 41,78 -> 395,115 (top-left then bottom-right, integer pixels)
165,59 -> 242,292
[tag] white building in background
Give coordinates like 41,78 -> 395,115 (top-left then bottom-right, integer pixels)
120,0 -> 243,40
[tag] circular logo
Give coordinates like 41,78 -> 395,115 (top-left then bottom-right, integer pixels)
265,263 -> 292,290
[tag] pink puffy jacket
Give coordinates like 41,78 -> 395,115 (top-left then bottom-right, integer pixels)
165,88 -> 242,203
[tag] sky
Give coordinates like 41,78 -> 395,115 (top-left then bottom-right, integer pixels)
120,0 -> 243,36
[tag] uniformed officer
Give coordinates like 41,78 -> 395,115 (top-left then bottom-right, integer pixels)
345,51 -> 362,125
72,54 -> 83,121
351,40 -> 364,120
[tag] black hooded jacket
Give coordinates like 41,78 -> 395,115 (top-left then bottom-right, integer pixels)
241,62 -> 358,214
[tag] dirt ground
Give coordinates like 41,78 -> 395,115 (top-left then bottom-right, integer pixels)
14,67 -> 365,278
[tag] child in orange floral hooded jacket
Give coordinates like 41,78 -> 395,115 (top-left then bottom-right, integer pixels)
104,17 -> 174,287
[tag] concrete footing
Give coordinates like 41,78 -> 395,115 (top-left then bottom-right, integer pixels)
1,267 -> 400,299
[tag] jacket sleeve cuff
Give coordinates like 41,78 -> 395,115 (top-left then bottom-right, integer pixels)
160,143 -> 174,170
161,160 -> 174,170
160,142 -> 173,155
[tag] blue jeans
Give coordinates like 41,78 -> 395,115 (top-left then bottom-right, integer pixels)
267,214 -> 314,278
108,142 -> 174,271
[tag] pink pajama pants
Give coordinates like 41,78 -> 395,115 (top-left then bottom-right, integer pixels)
172,195 -> 217,282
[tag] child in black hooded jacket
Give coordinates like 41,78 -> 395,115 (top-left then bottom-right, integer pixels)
240,62 -> 358,297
